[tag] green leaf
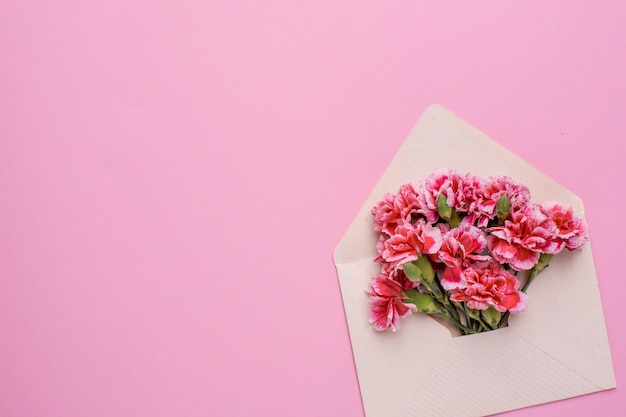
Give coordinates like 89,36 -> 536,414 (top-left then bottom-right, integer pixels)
403,262 -> 423,283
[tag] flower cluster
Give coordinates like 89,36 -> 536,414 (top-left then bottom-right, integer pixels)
367,169 -> 587,334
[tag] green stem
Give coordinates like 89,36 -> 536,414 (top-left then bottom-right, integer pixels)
476,315 -> 494,331
498,311 -> 510,328
431,276 -> 462,323
521,269 -> 539,293
463,304 -> 492,332
437,312 -> 478,335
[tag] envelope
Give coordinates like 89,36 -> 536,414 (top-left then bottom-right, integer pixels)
333,105 -> 616,417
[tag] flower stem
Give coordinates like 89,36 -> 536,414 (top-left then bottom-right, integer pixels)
521,269 -> 539,293
437,312 -> 478,335
522,254 -> 552,293
476,315 -> 494,331
462,303 -> 492,333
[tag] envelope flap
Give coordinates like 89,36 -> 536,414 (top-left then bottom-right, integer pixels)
333,105 -> 583,266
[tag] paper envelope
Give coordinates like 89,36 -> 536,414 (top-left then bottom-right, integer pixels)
333,105 -> 616,417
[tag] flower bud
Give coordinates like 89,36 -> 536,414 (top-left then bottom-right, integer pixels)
481,306 -> 502,329
534,253 -> 553,273
465,307 -> 481,321
437,193 -> 452,220
403,255 -> 435,287
414,255 -> 435,286
404,291 -> 438,314
496,194 -> 511,222
529,253 -> 553,279
403,262 -> 423,283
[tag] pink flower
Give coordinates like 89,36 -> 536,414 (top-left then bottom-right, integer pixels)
476,175 -> 530,227
396,183 -> 421,219
367,273 -> 417,331
449,261 -> 527,313
540,202 -> 588,251
438,221 -> 491,289
379,220 -> 444,270
441,266 -> 466,290
372,184 -> 420,236
417,170 -> 483,222
456,173 -> 484,214
486,205 -> 559,271
438,221 -> 490,268
415,169 -> 458,222
378,262 -> 420,291
372,193 -> 398,235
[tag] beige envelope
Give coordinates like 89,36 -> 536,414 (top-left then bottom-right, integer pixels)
334,105 -> 616,417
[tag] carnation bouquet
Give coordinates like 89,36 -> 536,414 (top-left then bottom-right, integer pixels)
368,168 -> 588,334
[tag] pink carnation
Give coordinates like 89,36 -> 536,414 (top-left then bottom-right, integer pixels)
417,169 -> 483,222
449,261 -> 527,313
416,169 -> 452,222
438,221 -> 489,268
486,205 -> 559,271
476,175 -> 530,227
540,202 -> 588,251
372,193 -> 398,235
379,219 -> 444,270
371,184 -> 421,236
396,183 -> 421,219
441,266 -> 465,290
367,273 -> 417,331
455,173 -> 484,214
438,221 -> 491,289
380,262 -> 420,291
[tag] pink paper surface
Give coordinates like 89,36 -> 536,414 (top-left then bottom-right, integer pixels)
0,2 -> 623,416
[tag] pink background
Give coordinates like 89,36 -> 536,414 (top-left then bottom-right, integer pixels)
1,1 -> 624,416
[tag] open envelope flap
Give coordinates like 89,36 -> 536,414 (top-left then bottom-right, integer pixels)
334,105 -> 583,265
334,105 -> 615,417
